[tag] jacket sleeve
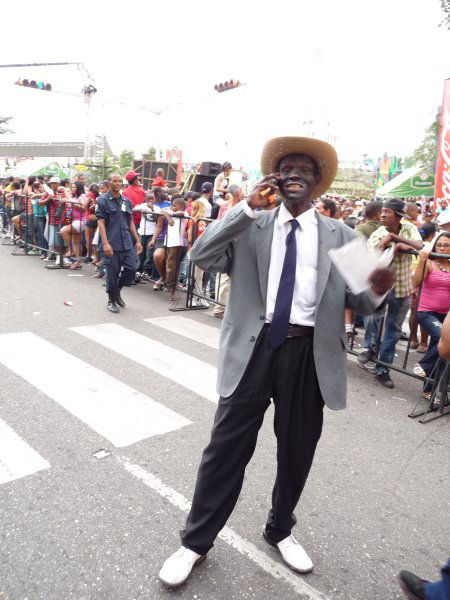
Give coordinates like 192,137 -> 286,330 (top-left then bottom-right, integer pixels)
190,203 -> 255,273
345,289 -> 386,315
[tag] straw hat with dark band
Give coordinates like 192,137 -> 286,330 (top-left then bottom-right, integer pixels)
260,136 -> 338,199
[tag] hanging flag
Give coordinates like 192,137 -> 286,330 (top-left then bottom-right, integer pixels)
434,78 -> 450,212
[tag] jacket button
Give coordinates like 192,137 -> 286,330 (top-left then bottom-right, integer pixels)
260,315 -> 265,320
250,336 -> 256,342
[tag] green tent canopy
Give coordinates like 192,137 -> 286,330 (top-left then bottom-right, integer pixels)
31,162 -> 69,179
376,166 -> 435,198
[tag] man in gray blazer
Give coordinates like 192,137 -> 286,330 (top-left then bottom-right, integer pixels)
159,137 -> 394,587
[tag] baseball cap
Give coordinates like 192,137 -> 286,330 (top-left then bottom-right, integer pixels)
49,176 -> 61,184
438,211 -> 450,225
125,170 -> 139,183
382,198 -> 407,217
201,182 -> 213,193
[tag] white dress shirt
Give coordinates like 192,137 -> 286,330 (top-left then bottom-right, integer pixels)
266,204 -> 318,326
242,201 -> 385,326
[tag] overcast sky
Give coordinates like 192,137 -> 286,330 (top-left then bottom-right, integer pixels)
1,0 -> 449,169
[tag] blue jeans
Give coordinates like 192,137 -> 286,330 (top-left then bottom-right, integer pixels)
417,311 -> 446,377
34,216 -> 48,254
363,292 -> 411,375
424,557 -> 450,599
138,234 -> 154,274
178,253 -> 189,284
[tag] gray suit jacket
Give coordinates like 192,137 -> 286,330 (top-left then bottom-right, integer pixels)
191,203 -> 379,410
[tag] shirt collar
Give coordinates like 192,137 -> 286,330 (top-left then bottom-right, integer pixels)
107,190 -> 123,201
277,202 -> 316,228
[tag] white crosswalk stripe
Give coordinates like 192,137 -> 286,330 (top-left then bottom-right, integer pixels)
145,316 -> 220,349
0,317 -> 221,487
0,331 -> 191,450
71,322 -> 218,403
0,417 -> 50,485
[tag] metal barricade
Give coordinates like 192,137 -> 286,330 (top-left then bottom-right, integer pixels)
347,248 -> 450,421
9,192 -> 97,269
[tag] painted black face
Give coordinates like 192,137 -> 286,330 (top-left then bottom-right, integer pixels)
277,154 -> 320,203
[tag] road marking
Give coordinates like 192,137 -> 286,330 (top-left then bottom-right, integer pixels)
0,417 -> 50,485
148,316 -> 361,368
119,458 -> 329,600
145,316 -> 220,350
0,332 -> 191,448
72,323 -> 218,403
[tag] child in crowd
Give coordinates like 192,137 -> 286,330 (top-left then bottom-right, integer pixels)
164,197 -> 189,301
132,192 -> 161,281
186,200 -> 209,307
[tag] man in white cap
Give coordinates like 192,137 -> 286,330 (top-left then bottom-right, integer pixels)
158,137 -> 394,587
438,210 -> 450,232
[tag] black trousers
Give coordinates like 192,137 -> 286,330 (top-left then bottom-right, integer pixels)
180,327 -> 324,555
104,249 -> 137,294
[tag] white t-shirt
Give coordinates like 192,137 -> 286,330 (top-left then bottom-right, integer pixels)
136,204 -> 161,235
199,196 -> 212,218
164,210 -> 189,247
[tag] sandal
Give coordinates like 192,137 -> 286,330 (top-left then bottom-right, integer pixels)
413,363 -> 426,378
153,279 -> 165,291
69,262 -> 82,270
417,345 -> 428,353
421,391 -> 432,401
409,341 -> 419,349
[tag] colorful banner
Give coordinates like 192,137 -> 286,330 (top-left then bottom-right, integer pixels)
374,154 -> 401,188
435,78 -> 450,210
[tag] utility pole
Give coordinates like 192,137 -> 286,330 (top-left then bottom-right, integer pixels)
5,61 -> 98,162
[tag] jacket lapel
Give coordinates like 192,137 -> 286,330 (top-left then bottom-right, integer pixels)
316,214 -> 337,307
254,208 -> 277,304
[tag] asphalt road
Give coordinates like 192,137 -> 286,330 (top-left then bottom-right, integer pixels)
0,241 -> 448,600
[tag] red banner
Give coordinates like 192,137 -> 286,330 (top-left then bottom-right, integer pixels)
435,78 -> 450,211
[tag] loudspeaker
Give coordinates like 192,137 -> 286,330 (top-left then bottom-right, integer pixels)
191,174 -> 215,193
133,160 -> 178,190
199,161 -> 221,177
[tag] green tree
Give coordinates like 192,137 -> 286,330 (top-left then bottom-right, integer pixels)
142,146 -> 157,161
118,149 -> 135,172
404,107 -> 441,170
0,116 -> 13,135
88,152 -> 119,181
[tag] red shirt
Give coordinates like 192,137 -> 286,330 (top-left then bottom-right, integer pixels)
152,176 -> 166,188
86,191 -> 97,215
123,184 -> 146,225
42,191 -> 64,225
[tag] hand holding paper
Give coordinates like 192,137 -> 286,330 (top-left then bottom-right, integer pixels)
329,237 -> 395,295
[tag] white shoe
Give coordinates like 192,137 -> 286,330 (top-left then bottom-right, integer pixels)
158,546 -> 205,588
194,297 -> 209,308
263,531 -> 313,573
413,363 -> 426,378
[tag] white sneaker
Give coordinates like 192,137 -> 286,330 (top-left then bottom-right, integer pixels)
264,531 -> 313,573
194,297 -> 209,308
158,546 -> 205,588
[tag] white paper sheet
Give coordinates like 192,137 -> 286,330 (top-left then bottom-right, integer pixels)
328,237 -> 394,295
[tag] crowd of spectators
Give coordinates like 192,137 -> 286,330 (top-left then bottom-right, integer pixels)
1,166 -> 449,399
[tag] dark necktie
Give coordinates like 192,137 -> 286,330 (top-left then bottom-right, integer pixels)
267,219 -> 300,350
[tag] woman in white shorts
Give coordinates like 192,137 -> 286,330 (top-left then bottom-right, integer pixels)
60,181 -> 88,269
